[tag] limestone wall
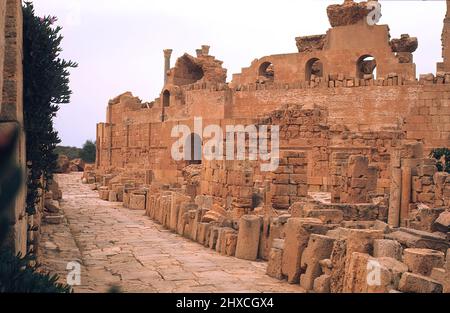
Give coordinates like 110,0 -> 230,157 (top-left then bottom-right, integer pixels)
0,0 -> 26,255
96,80 -> 450,201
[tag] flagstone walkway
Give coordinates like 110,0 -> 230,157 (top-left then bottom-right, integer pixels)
39,173 -> 305,293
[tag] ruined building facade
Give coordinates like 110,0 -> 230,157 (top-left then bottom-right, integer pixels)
93,1 -> 450,293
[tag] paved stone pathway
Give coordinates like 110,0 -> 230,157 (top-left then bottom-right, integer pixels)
39,173 -> 304,293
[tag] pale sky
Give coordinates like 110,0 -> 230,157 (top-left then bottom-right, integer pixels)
31,0 -> 446,148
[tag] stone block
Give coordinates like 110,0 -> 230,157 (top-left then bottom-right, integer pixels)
123,192 -> 130,208
99,187 -> 109,201
196,223 -> 211,245
216,227 -> 235,255
445,249 -> 450,293
433,211 -> 450,233
403,248 -> 445,276
430,268 -> 446,287
418,165 -> 437,177
272,239 -> 285,250
225,232 -> 238,256
43,215 -> 64,225
307,209 -> 344,224
267,248 -> 284,280
313,275 -> 331,293
108,190 -> 118,202
345,229 -> 384,256
330,239 -> 347,293
347,155 -> 369,177
343,253 -> 408,293
281,218 -> 322,284
235,215 -> 262,261
44,199 -> 60,213
398,272 -> 443,293
300,234 -> 335,291
385,228 -> 449,253
208,227 -> 219,250
373,239 -> 402,260
258,216 -> 271,261
129,194 -> 146,210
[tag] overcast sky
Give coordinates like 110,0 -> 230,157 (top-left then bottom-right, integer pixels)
32,0 -> 446,148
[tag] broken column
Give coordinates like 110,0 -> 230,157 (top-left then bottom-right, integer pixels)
400,142 -> 423,226
163,49 -> 173,84
400,166 -> 412,227
388,150 -> 402,227
399,272 -> 443,293
235,215 -> 262,261
201,45 -> 210,56
267,239 -> 285,280
403,248 -> 445,276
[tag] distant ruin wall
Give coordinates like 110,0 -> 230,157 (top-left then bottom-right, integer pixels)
97,80 -> 450,194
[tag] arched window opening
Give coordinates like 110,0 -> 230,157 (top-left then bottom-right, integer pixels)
357,55 -> 377,79
258,62 -> 274,82
305,58 -> 323,81
185,133 -> 202,165
163,90 -> 170,107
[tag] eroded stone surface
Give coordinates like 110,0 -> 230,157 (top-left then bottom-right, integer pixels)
327,0 -> 372,28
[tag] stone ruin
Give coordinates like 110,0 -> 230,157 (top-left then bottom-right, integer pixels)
86,1 -> 450,293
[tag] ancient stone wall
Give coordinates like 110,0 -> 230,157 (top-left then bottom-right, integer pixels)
0,0 -> 26,255
97,79 -> 450,203
0,0 -> 6,108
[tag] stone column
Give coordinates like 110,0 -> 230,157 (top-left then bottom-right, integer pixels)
163,49 -> 172,84
388,167 -> 402,228
235,215 -> 262,261
201,45 -> 210,56
438,0 -> 450,72
400,166 -> 412,227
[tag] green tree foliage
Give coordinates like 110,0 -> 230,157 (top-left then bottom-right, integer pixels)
23,2 -> 77,215
80,140 -> 96,163
54,146 -> 81,160
0,252 -> 72,293
430,148 -> 450,173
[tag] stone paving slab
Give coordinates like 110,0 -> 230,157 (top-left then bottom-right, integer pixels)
39,173 -> 305,293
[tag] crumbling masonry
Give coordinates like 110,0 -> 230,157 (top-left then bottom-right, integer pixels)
90,1 -> 450,293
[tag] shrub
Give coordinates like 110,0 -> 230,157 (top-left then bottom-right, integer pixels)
430,148 -> 450,173
79,140 -> 96,163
